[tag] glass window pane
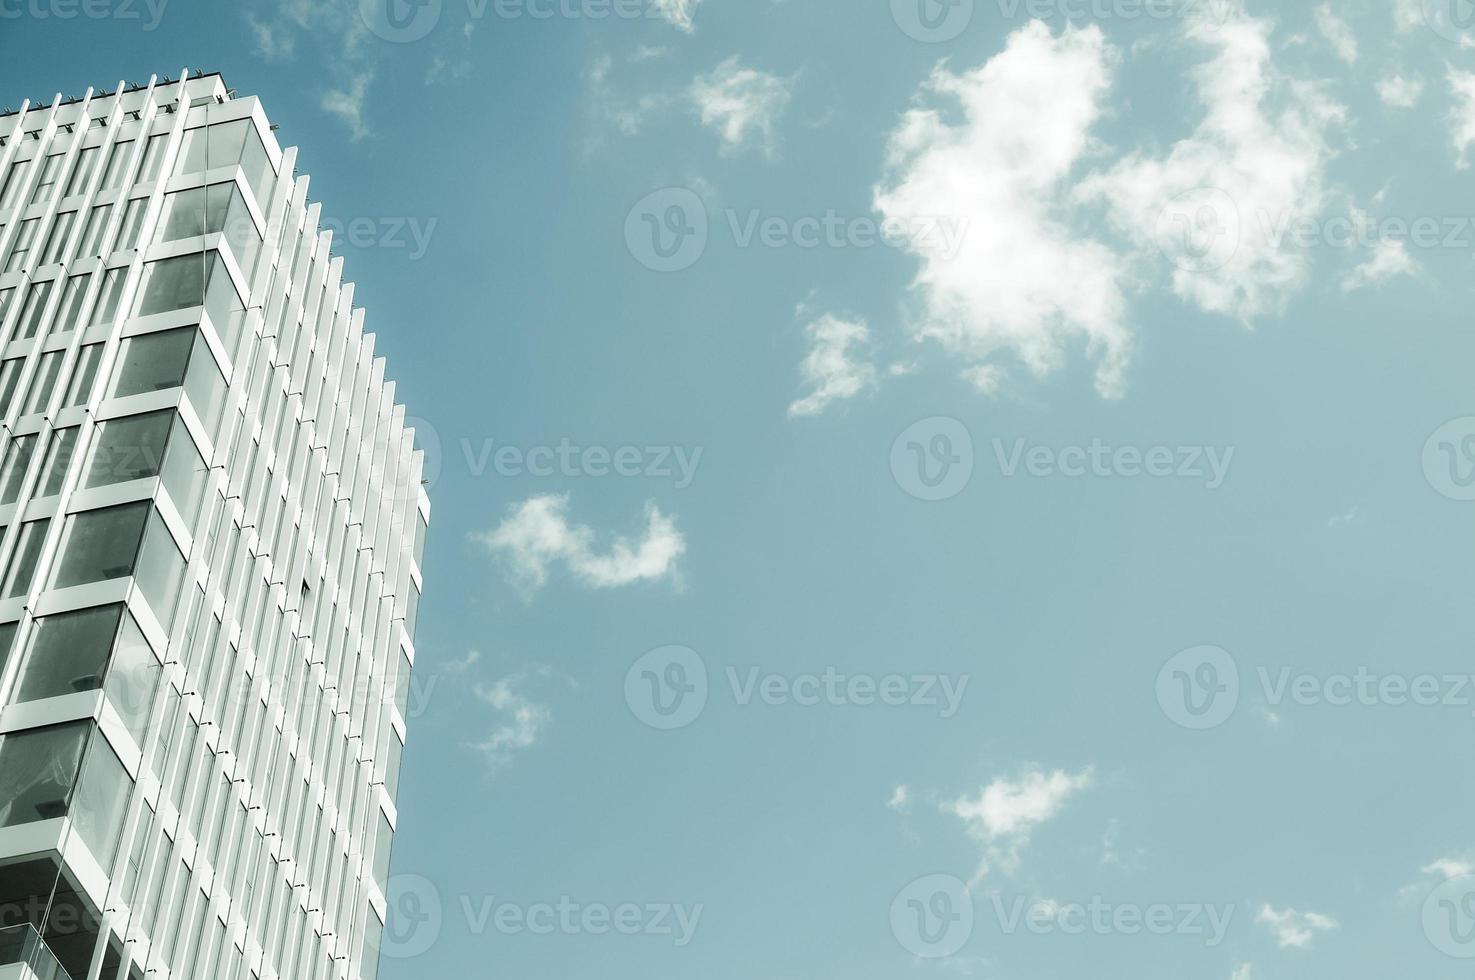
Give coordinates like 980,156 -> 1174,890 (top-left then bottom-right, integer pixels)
162,419 -> 208,524
372,813 -> 392,889
116,198 -> 147,252
185,335 -> 226,432
91,267 -> 125,326
50,501 -> 150,589
55,273 -> 91,334
40,211 -> 75,265
29,154 -> 63,205
11,604 -> 123,703
106,610 -> 159,742
0,721 -> 87,827
71,732 -> 132,865
21,350 -> 63,415
65,146 -> 99,197
109,328 -> 193,398
78,205 -> 110,258
65,345 -> 104,407
3,517 -> 50,598
5,218 -> 37,272
0,358 -> 24,416
139,134 -> 169,183
17,279 -> 53,339
157,184 -> 234,243
0,434 -> 37,504
136,509 -> 185,626
0,623 -> 17,690
0,160 -> 27,210
136,255 -> 205,317
40,427 -> 79,496
84,410 -> 173,488
101,140 -> 134,191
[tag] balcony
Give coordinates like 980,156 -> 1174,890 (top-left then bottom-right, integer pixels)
0,924 -> 69,980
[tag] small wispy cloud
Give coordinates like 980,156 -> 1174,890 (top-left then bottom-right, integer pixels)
1342,240 -> 1416,292
321,71 -> 374,142
474,494 -> 686,596
651,0 -> 701,32
1423,855 -> 1475,880
246,0 -> 378,140
690,56 -> 794,157
788,313 -> 878,418
943,766 -> 1094,880
1449,68 -> 1475,168
1313,3 -> 1358,63
1256,905 -> 1338,949
471,672 -> 553,772
1377,73 -> 1424,108
887,785 -> 912,813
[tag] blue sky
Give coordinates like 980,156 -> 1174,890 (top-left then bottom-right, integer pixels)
6,0 -> 1475,978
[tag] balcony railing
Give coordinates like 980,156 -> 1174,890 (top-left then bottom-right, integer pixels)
0,924 -> 69,980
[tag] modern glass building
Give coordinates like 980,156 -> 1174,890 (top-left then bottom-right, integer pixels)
0,71 -> 428,980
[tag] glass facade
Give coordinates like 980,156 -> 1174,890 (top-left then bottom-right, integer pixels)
0,73 -> 427,980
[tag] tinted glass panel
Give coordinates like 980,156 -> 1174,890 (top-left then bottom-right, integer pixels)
51,501 -> 150,589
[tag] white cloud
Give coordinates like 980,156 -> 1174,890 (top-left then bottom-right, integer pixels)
651,0 -> 701,32
1231,964 -> 1253,980
321,71 -> 374,142
944,767 -> 1094,879
247,0 -> 378,140
1313,4 -> 1358,62
1080,1 -> 1345,323
471,674 -> 552,772
1392,0 -> 1424,31
443,650 -> 482,673
475,494 -> 685,595
585,54 -> 680,139
1342,239 -> 1417,291
690,56 -> 793,157
1448,68 -> 1475,168
1424,856 -> 1475,880
1256,905 -> 1339,949
1377,73 -> 1424,108
888,785 -> 912,813
788,313 -> 878,417
875,21 -> 1132,398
